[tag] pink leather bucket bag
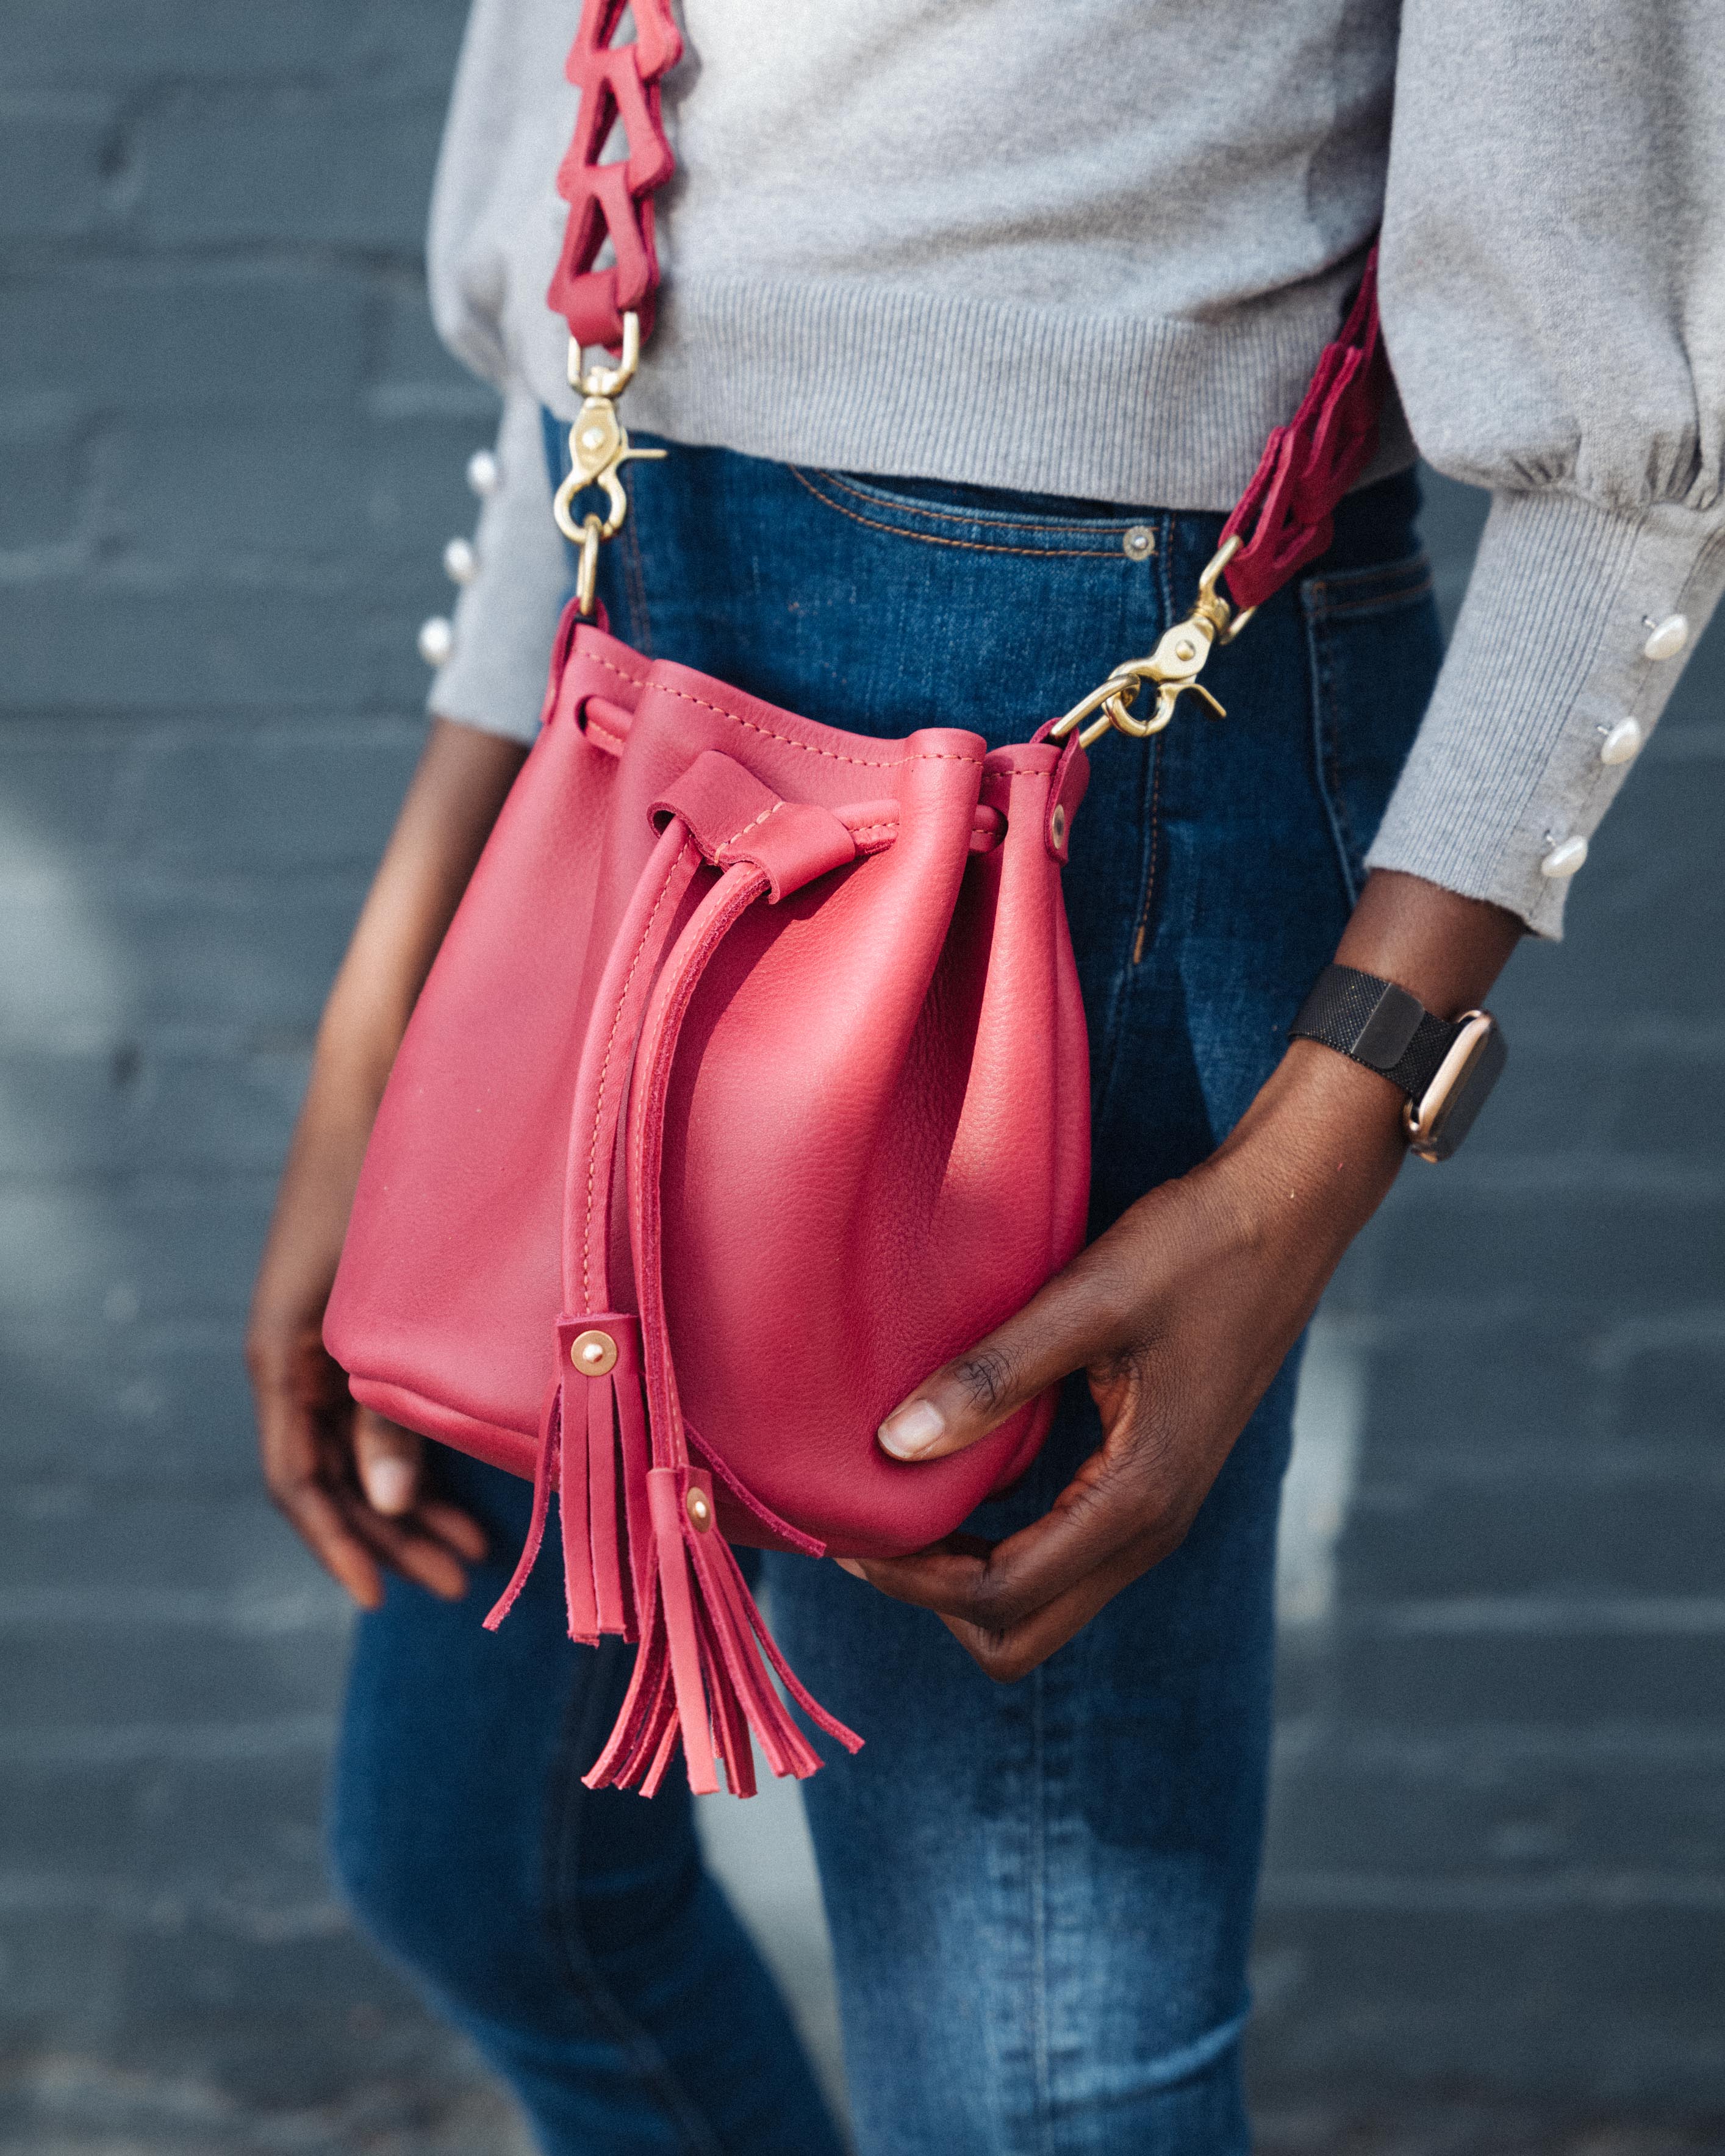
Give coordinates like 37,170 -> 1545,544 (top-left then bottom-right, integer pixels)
325,0 -> 1388,1799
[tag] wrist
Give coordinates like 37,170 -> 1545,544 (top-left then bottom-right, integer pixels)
1216,1038 -> 1407,1256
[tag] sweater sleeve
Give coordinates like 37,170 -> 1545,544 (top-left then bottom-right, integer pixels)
426,388 -> 569,745
1365,0 -> 1725,936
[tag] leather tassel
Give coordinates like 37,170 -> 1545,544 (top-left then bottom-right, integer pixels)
559,1375 -> 599,1642
583,1465 -> 862,1799
489,1315 -> 653,1647
482,1375 -> 562,1633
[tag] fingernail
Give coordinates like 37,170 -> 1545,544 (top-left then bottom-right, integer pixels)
365,1458 -> 414,1514
834,1558 -> 866,1579
878,1398 -> 945,1460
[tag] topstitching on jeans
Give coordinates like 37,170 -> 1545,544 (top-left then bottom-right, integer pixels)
1299,554 -> 1434,903
543,1636 -> 726,2156
620,505 -> 654,655
810,467 -> 1157,542
789,466 -> 1138,559
1300,550 -> 1432,619
1030,1652 -> 1053,2156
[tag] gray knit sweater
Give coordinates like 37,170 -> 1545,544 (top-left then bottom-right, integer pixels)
426,0 -> 1725,936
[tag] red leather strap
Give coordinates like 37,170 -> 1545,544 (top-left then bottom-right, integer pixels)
547,0 -> 683,352
548,0 -> 1388,614
547,0 -> 1386,604
1217,250 -> 1390,613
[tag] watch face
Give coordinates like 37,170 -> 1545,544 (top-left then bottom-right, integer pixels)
1411,1021 -> 1508,1161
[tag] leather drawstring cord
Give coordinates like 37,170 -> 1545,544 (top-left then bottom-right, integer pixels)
487,772 -> 863,1798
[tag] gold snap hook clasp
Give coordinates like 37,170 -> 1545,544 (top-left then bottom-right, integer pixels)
550,312 -> 667,610
1051,535 -> 1251,750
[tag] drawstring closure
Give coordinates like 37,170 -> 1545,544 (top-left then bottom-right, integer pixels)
486,771 -> 864,1796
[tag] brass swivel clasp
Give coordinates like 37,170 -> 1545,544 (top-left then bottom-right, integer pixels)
1052,537 -> 1257,751
551,313 -> 667,614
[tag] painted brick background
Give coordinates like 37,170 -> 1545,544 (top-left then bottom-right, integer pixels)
1,6 -> 1720,2152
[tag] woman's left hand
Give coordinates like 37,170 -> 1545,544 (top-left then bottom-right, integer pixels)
841,1040 -> 1404,1677
845,868 -> 1524,1679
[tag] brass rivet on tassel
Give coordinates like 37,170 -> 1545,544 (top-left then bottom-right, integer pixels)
570,1328 -> 617,1377
685,1487 -> 712,1532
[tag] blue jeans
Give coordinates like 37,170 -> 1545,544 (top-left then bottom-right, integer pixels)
329,438 -> 1440,2153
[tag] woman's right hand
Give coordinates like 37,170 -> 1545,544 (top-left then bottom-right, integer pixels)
246,717 -> 529,1608
247,1162 -> 487,1608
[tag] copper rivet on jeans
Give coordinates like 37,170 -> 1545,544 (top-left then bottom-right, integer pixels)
686,1487 -> 712,1531
1123,525 -> 1155,560
1050,803 -> 1067,849
570,1328 -> 618,1376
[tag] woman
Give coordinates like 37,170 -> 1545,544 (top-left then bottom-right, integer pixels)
248,1 -> 1723,2148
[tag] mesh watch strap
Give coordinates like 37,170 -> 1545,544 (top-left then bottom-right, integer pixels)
1289,963 -> 1465,1101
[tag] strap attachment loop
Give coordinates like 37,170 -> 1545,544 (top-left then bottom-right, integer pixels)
552,314 -> 667,614
1052,537 -> 1250,750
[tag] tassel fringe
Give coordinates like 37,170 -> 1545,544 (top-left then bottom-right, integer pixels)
485,1314 -> 651,1646
487,1339 -> 858,1801
582,1467 -> 863,1799
488,841 -> 863,1795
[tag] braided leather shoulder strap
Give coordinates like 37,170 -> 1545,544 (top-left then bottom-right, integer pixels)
545,0 -> 1385,617
546,0 -> 683,351
1217,252 -> 1390,612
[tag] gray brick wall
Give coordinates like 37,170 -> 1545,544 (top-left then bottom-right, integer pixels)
0,6 -> 524,2148
1,9 -> 1720,2152
1249,480 -> 1725,2144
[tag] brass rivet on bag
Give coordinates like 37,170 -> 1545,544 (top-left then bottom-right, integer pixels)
570,1328 -> 618,1377
685,1487 -> 712,1532
1050,804 -> 1067,850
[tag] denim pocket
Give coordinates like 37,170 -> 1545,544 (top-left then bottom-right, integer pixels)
1299,551 -> 1443,901
791,466 -> 1166,562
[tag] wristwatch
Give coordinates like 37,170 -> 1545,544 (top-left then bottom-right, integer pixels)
1289,963 -> 1507,1162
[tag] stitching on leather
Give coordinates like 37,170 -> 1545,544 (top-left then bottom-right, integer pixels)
630,871 -> 767,1450
717,800 -> 781,850
581,843 -> 689,1306
791,466 -> 1129,559
811,467 -> 1147,542
576,645 -> 981,770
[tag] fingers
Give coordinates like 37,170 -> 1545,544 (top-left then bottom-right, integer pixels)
849,1424 -> 1194,1668
338,1487 -> 470,1602
934,1533 -> 1154,1683
859,1455 -> 1163,1625
853,1495 -> 1171,1685
353,1411 -> 422,1515
253,1360 -> 389,1609
256,1367 -> 483,1606
417,1497 -> 489,1565
877,1243 -> 1136,1464
349,1408 -> 486,1591
267,1442 -> 388,1610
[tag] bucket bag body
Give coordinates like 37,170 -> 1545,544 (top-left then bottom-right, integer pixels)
325,0 -> 1388,1798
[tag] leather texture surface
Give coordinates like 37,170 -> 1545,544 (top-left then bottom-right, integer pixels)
1219,250 -> 1388,612
326,615 -> 1092,1564
326,617 -> 1091,1790
546,0 -> 681,349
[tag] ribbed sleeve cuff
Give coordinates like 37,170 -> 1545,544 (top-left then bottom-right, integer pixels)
1366,488 -> 1725,937
428,389 -> 569,745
